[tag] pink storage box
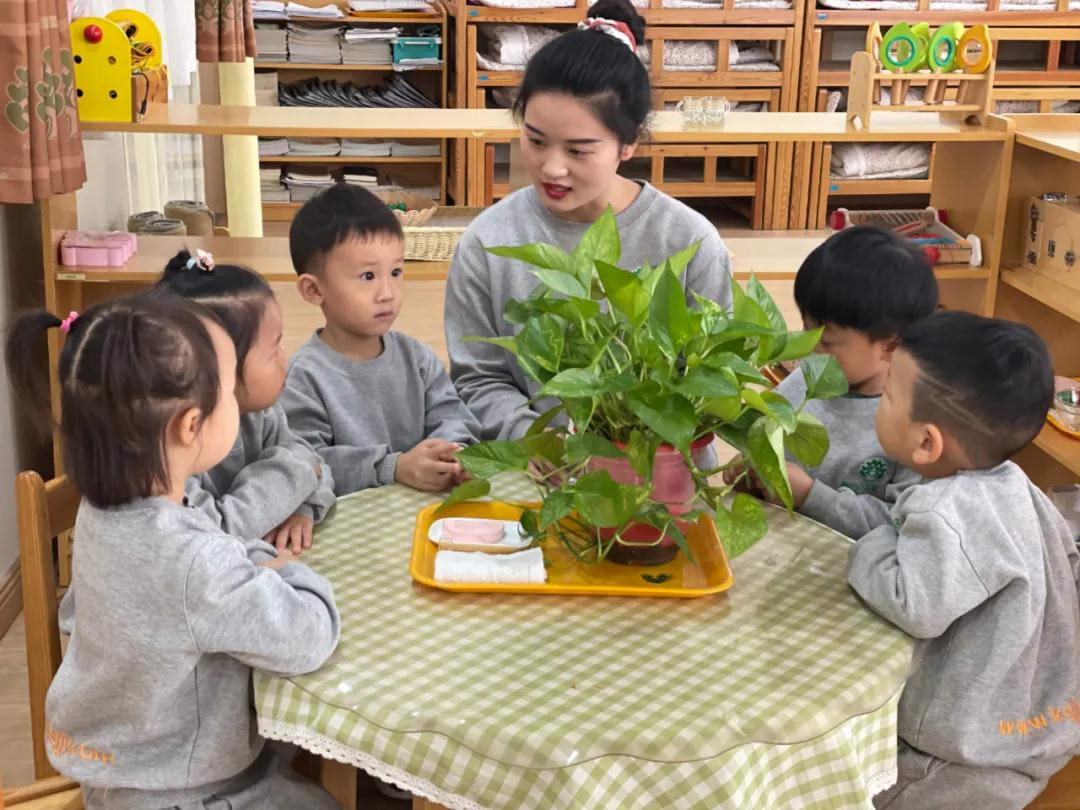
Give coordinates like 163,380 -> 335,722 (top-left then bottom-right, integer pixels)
60,231 -> 138,267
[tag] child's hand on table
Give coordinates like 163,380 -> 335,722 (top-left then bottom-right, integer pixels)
266,513 -> 314,555
722,458 -> 768,499
786,463 -> 813,508
397,439 -> 464,492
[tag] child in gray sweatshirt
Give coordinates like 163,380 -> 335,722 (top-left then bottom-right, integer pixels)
849,312 -> 1080,809
776,227 -> 939,538
156,250 -> 335,554
5,293 -> 341,810
282,184 -> 481,495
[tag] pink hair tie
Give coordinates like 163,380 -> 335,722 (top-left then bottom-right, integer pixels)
59,311 -> 79,335
186,249 -> 215,273
578,17 -> 638,52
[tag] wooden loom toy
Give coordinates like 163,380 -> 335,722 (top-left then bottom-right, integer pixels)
847,22 -> 995,130
70,9 -> 168,123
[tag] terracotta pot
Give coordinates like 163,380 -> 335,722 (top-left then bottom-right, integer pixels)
588,434 -> 713,566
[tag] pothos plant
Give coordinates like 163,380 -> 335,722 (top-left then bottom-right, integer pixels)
442,208 -> 848,561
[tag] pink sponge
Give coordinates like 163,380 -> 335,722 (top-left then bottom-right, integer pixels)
441,518 -> 505,544
60,231 -> 138,267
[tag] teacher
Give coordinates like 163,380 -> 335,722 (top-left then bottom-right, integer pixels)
445,0 -> 733,441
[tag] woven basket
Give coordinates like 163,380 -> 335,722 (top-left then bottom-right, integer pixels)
376,191 -> 438,226
402,207 -> 485,262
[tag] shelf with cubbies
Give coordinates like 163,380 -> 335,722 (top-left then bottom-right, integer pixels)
253,3 -> 451,216
991,115 -> 1080,488
790,6 -> 1079,228
459,7 -> 801,227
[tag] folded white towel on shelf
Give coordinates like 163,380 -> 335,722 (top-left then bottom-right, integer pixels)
434,547 -> 547,584
830,142 -> 930,178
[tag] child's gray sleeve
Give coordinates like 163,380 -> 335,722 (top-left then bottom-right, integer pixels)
282,379 -> 399,494
184,539 -> 341,676
801,467 -> 921,538
846,510 -> 991,638
445,235 -> 538,441
185,443 -> 319,541
422,346 -> 482,445
260,406 -> 337,524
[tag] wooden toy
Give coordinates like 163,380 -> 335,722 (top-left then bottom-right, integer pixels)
847,22 -> 994,130
70,9 -> 168,123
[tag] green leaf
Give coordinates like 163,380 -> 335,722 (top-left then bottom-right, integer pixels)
502,298 -> 531,324
740,389 -> 797,433
786,411 -> 830,468
714,494 -> 769,558
528,267 -> 588,299
519,508 -> 540,538
663,241 -> 702,279
573,206 -> 620,266
673,366 -> 740,399
800,353 -> 850,400
702,352 -> 770,385
532,296 -> 602,325
649,268 -> 693,358
457,441 -> 531,479
521,431 -> 565,466
571,471 -> 644,528
565,433 -> 626,464
746,416 -> 792,509
537,367 -> 635,398
624,429 -> 657,481
563,397 -> 596,431
463,335 -> 519,356
519,315 -> 564,373
436,478 -> 492,513
626,392 -> 697,451
731,280 -> 772,329
538,490 -> 574,530
596,260 -> 648,326
701,395 -> 743,421
488,243 -> 574,272
526,404 -> 564,437
771,328 -> 823,363
746,275 -> 788,332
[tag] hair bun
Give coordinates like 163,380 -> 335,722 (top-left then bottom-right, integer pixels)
164,249 -> 193,274
585,0 -> 645,44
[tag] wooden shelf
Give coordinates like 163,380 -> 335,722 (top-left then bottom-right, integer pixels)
1015,132 -> 1080,163
827,178 -> 932,195
82,104 -> 1011,142
1032,424 -> 1080,478
255,12 -> 443,22
811,8 -> 1078,25
52,235 -> 450,282
474,71 -> 523,87
1000,266 -> 1080,323
255,61 -> 442,71
259,155 -> 442,163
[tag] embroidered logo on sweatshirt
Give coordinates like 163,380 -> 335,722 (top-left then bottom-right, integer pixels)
839,457 -> 890,495
46,724 -> 116,766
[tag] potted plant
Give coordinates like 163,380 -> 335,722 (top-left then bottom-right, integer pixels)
443,209 -> 847,565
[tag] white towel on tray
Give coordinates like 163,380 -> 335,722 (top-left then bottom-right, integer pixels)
434,547 -> 547,584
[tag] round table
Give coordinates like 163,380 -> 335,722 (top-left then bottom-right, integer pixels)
255,475 -> 914,810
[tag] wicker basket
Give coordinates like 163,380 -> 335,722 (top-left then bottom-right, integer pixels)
402,206 -> 485,262
376,191 -> 438,226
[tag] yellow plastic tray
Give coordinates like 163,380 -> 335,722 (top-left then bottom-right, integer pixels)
410,501 -> 734,598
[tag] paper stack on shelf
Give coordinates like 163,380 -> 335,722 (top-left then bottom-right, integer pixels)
253,0 -> 287,20
341,138 -> 393,156
286,137 -> 342,156
343,167 -> 380,187
255,72 -> 280,106
349,0 -> 432,10
284,167 -> 335,201
278,75 -> 437,108
286,1 -> 343,17
342,27 -> 399,64
286,24 -> 344,63
260,168 -> 291,202
390,140 -> 440,157
258,136 -> 290,156
255,24 -> 288,60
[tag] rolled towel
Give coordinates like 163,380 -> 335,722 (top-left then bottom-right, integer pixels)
137,217 -> 188,235
126,210 -> 162,233
434,547 -> 547,585
164,201 -> 215,237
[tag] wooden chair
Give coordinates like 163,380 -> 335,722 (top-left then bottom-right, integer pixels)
2,776 -> 82,809
16,472 -> 79,780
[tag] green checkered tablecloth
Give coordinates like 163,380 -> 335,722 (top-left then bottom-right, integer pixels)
255,475 -> 914,810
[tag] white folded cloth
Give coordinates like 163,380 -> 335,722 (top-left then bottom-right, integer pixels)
434,547 -> 547,584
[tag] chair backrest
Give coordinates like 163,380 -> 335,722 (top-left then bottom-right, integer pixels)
16,472 -> 79,780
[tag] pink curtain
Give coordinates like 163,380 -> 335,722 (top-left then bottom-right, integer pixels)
0,0 -> 86,203
195,0 -> 255,63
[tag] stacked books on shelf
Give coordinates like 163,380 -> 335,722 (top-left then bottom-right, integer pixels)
258,136 -> 290,157
286,24 -> 344,64
284,167 -> 335,201
255,24 -> 288,61
390,140 -> 440,157
287,137 -> 342,156
342,27 -> 399,64
260,168 -> 290,202
255,73 -> 280,107
342,138 -> 393,156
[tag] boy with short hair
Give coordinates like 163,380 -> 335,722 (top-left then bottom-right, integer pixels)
282,183 -> 480,495
776,225 -> 939,537
850,311 -> 1080,809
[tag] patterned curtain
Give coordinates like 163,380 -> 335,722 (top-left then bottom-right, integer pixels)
0,0 -> 86,203
195,0 -> 255,63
